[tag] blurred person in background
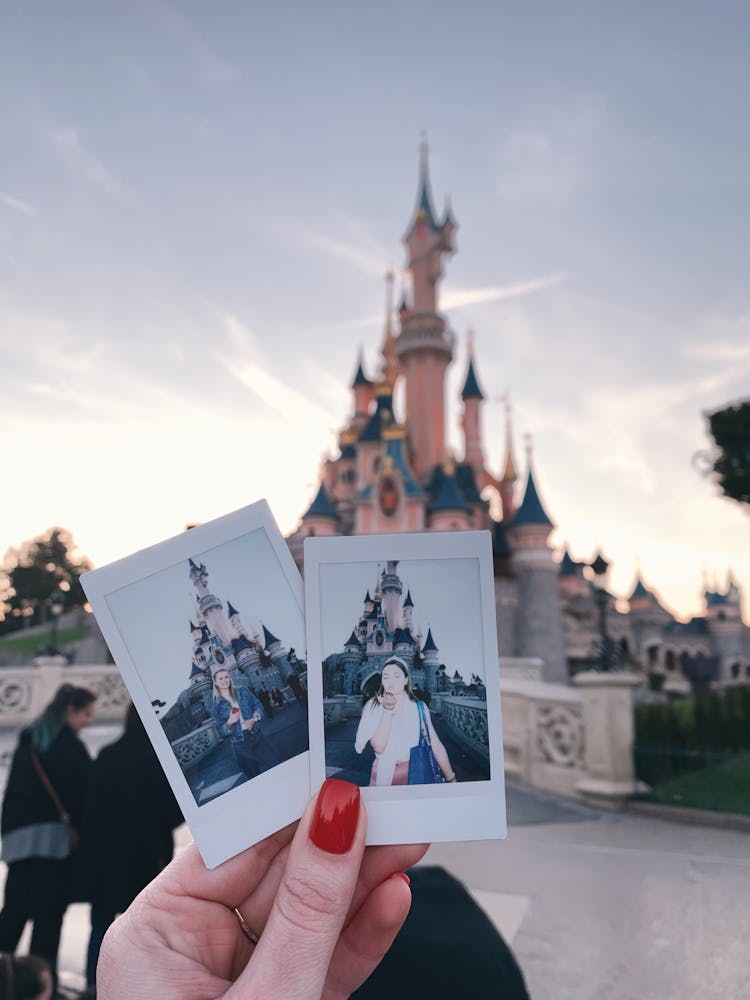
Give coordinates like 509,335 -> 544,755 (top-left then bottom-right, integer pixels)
74,703 -> 183,997
0,685 -> 96,993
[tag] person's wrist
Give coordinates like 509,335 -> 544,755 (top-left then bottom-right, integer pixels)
446,773 -> 456,782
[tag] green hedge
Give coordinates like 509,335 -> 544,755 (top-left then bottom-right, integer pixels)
636,686 -> 750,751
634,686 -> 750,786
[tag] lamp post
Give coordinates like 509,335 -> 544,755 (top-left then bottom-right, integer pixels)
48,588 -> 65,656
589,553 -> 611,672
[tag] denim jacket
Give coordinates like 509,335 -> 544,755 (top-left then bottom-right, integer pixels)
212,687 -> 264,744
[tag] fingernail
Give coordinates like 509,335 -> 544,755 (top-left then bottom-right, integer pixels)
393,872 -> 410,886
310,778 -> 360,854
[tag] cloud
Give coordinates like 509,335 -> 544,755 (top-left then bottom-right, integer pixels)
218,314 -> 337,425
0,192 -> 37,218
52,127 -> 125,197
496,105 -> 601,205
443,273 -> 566,309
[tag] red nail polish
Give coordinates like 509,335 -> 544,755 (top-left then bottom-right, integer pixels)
393,872 -> 410,886
310,778 -> 360,854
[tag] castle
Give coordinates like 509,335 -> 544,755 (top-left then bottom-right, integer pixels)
287,142 -> 750,691
160,557 -> 305,746
321,559 -> 486,702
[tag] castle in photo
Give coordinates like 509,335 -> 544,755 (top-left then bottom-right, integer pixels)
322,559 -> 485,702
287,142 -> 750,691
160,557 -> 305,751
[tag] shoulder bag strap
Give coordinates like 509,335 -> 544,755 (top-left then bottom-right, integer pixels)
30,748 -> 73,827
416,700 -> 432,747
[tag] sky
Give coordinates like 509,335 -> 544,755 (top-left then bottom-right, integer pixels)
1,2 -> 748,623
105,526 -> 306,709
318,558 -> 485,684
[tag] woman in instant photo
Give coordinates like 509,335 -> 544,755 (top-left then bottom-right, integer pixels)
211,669 -> 280,779
355,656 -> 457,786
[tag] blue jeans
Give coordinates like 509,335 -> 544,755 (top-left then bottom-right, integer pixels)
232,728 -> 280,778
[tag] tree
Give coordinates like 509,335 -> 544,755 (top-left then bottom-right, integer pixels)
705,400 -> 750,506
0,527 -> 92,635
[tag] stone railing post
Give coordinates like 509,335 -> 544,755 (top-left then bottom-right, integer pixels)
30,655 -> 68,718
573,671 -> 640,807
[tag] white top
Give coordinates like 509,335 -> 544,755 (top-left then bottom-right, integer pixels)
355,698 -> 423,786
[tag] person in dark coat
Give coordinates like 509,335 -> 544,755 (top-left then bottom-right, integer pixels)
0,684 -> 96,989
352,866 -> 530,1000
74,703 -> 184,993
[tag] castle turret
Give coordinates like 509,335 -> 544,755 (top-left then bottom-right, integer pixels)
428,458 -> 471,531
461,336 -> 486,482
300,483 -> 340,538
421,627 -> 440,694
351,351 -> 374,420
509,444 -> 567,682
381,560 -> 403,632
402,589 -> 414,630
189,558 -> 231,648
395,138 -> 456,482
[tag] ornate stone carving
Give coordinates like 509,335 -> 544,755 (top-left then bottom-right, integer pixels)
68,669 -> 129,714
0,678 -> 33,716
172,723 -> 218,767
536,704 -> 584,768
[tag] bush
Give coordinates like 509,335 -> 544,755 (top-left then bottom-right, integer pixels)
634,686 -> 750,786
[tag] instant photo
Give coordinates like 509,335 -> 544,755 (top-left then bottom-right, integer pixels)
82,501 -> 309,868
305,531 -> 506,846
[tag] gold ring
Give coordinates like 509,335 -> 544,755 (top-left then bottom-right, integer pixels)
233,907 -> 260,945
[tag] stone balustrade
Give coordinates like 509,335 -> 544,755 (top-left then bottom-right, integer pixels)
0,657 -> 129,728
171,720 -> 221,768
2,657 -> 640,807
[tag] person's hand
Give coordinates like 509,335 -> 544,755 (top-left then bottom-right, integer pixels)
97,779 -> 427,1000
241,718 -> 256,731
377,692 -> 396,711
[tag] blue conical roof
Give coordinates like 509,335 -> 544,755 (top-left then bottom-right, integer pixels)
629,576 -> 650,600
302,483 -> 339,520
227,601 -> 239,618
344,630 -> 360,648
351,356 -> 371,388
513,468 -> 553,527
262,625 -> 280,649
559,548 -> 579,577
403,590 -> 414,608
461,356 -> 484,400
431,472 -> 470,512
359,392 -> 393,443
422,628 -> 438,653
189,620 -> 198,632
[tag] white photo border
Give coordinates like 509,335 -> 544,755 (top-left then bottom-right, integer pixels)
82,500 -> 309,869
305,530 -> 507,845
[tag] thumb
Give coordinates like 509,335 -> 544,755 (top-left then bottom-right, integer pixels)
228,779 -> 365,1000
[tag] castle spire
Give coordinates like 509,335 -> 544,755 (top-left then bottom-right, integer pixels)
396,138 -> 455,481
514,436 -> 553,528
406,133 -> 439,234
461,333 -> 485,400
498,395 -> 519,523
379,270 -> 399,388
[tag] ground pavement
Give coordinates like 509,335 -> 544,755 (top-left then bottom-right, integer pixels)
1,724 -> 747,998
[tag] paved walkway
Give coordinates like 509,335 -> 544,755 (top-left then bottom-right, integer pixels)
1,725 -> 747,998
